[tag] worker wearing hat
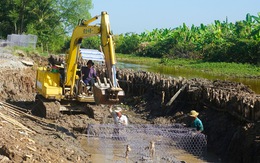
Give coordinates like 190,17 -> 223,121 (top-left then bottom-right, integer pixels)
187,110 -> 207,155
109,105 -> 128,140
109,106 -> 128,126
189,110 -> 204,133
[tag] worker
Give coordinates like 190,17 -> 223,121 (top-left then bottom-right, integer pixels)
109,106 -> 128,126
189,110 -> 204,133
186,110 -> 207,156
81,60 -> 98,92
109,105 -> 128,140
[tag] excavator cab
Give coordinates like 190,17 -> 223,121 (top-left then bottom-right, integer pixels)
77,48 -> 125,105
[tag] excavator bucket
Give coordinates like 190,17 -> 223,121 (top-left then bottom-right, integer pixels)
93,83 -> 125,105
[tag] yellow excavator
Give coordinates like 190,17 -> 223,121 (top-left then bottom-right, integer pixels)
35,11 -> 124,119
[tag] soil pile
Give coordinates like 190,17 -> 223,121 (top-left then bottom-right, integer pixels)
0,48 -> 91,162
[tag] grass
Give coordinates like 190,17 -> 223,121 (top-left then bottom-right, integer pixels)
8,46 -> 53,57
116,53 -> 159,65
116,53 -> 260,78
8,47 -> 259,78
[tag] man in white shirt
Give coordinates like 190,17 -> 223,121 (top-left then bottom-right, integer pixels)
109,106 -> 128,126
109,106 -> 128,140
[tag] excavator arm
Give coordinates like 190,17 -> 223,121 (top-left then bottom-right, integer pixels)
64,15 -> 100,90
64,11 -> 124,104
101,12 -> 117,88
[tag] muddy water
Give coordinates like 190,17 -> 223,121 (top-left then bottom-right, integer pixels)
117,62 -> 260,94
80,137 -> 132,162
79,137 -> 208,163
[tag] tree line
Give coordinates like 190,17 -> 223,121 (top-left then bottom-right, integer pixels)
115,13 -> 260,65
0,1 -> 259,65
0,0 -> 92,52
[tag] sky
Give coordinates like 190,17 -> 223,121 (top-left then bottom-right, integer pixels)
90,0 -> 260,35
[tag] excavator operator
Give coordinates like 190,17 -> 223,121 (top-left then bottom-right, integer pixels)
81,60 -> 98,92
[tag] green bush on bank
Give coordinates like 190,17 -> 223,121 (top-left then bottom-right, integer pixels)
116,53 -> 260,78
115,13 -> 260,66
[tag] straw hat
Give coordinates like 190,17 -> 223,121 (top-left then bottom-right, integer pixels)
114,107 -> 122,113
189,110 -> 199,117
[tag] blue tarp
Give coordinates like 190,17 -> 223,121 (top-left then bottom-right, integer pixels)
80,49 -> 105,62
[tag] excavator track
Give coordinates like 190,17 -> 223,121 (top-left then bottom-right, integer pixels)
33,95 -> 60,120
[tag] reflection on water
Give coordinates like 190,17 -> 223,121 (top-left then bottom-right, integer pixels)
80,137 -> 129,162
117,62 -> 260,94
117,62 -> 150,71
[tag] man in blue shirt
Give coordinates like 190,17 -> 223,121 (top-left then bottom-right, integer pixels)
189,110 -> 204,133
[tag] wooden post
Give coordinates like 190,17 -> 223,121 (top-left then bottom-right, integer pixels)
166,84 -> 187,106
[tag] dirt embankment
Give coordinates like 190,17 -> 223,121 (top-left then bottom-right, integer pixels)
0,48 -> 92,162
0,47 -> 259,162
0,48 -> 149,162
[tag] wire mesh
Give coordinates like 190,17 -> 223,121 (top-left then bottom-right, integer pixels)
86,124 -> 207,162
7,34 -> 37,48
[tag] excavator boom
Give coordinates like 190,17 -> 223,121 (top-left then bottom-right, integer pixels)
65,11 -> 124,104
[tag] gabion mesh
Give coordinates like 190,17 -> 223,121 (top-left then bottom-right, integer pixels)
86,124 -> 207,162
7,34 -> 37,48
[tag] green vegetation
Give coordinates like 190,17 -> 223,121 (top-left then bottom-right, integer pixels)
115,13 -> 260,65
1,1 -> 259,73
113,14 -> 260,77
0,0 -> 92,52
116,53 -> 260,78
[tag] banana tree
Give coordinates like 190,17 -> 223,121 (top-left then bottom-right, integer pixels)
251,12 -> 260,40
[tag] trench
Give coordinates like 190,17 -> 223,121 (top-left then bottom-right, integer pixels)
72,66 -> 259,162
113,68 -> 260,163
0,56 -> 259,162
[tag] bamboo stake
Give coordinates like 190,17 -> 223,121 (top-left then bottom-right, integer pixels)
0,112 -> 35,134
166,84 -> 187,106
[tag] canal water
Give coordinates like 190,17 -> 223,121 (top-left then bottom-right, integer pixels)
80,137 -> 210,163
116,62 -> 260,94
